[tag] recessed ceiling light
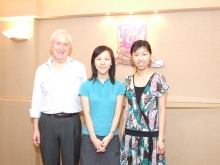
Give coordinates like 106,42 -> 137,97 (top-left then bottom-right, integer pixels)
106,13 -> 109,15
129,11 -> 133,14
154,10 -> 158,13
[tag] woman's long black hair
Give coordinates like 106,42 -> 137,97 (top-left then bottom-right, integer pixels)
89,45 -> 115,84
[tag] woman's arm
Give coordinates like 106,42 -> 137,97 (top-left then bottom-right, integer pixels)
81,96 -> 104,152
101,95 -> 125,149
157,92 -> 167,154
119,98 -> 127,141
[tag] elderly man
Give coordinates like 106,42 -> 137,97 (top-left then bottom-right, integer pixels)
30,29 -> 87,165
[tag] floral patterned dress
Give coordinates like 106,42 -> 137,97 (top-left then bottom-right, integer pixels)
120,73 -> 169,165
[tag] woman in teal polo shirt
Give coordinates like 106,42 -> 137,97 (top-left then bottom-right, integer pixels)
79,45 -> 125,165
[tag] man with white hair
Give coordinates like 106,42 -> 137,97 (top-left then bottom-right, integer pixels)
30,29 -> 87,165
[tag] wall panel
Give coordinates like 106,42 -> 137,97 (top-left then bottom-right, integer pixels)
38,10 -> 220,103
38,0 -> 220,18
166,108 -> 220,164
0,0 -> 37,17
0,100 -> 42,165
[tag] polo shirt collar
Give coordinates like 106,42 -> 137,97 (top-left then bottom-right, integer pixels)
97,77 -> 110,84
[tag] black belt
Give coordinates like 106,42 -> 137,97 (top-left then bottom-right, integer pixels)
45,113 -> 78,118
125,129 -> 158,137
125,129 -> 158,161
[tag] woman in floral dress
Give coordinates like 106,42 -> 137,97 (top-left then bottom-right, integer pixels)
120,40 -> 169,165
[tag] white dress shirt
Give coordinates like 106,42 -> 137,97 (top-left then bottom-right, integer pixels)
29,56 -> 87,118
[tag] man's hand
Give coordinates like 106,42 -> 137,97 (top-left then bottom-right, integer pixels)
32,129 -> 40,146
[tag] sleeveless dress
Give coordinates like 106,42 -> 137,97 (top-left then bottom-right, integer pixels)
120,73 -> 169,165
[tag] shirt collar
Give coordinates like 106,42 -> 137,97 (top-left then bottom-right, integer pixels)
46,56 -> 73,69
96,77 -> 110,84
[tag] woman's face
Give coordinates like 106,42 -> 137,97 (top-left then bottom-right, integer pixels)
132,46 -> 151,71
94,50 -> 112,77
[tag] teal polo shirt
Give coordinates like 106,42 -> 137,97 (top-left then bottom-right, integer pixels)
79,78 -> 125,136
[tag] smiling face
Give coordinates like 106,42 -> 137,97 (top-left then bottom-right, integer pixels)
132,46 -> 151,71
94,50 -> 112,77
50,32 -> 71,63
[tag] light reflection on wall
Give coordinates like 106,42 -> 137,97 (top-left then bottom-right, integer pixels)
102,16 -> 115,24
119,15 -> 143,24
149,14 -> 164,23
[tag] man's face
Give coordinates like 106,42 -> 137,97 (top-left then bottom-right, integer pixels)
50,32 -> 71,63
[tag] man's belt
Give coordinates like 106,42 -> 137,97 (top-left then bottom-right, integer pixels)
46,113 -> 78,118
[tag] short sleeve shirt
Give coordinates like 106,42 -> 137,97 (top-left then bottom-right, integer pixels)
79,78 -> 125,136
125,73 -> 169,132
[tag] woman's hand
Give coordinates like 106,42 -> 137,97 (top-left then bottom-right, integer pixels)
91,137 -> 105,152
119,132 -> 124,141
156,140 -> 166,154
101,133 -> 114,152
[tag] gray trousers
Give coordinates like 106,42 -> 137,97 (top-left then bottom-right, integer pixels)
39,113 -> 81,165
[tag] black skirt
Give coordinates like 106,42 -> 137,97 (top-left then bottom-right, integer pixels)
80,134 -> 120,165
